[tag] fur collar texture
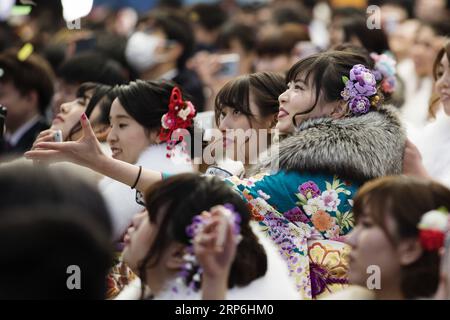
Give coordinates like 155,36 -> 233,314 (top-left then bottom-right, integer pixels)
255,105 -> 406,183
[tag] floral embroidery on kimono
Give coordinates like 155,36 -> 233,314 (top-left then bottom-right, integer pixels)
226,170 -> 358,299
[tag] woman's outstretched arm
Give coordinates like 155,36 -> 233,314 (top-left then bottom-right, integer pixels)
25,113 -> 162,193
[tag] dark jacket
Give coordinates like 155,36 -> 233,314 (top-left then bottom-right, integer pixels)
0,117 -> 49,158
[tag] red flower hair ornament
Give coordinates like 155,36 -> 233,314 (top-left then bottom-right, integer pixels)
159,86 -> 196,158
417,207 -> 449,251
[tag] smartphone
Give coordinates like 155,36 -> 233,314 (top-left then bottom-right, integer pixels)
216,53 -> 240,78
53,130 -> 63,142
0,105 -> 7,142
216,208 -> 233,247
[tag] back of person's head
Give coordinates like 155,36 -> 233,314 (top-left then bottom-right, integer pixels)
215,72 -> 285,127
148,10 -> 195,70
0,205 -> 112,299
331,6 -> 365,20
142,173 -> 267,289
217,22 -> 257,54
340,15 -> 391,54
257,23 -> 310,57
57,52 -> 126,86
189,3 -> 228,31
0,163 -> 112,238
272,1 -> 312,26
353,176 -> 450,299
0,50 -> 55,114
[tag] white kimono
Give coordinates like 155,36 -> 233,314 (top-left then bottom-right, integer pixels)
413,110 -> 450,188
100,143 -> 193,240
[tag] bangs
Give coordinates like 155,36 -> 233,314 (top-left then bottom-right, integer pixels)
76,82 -> 97,98
353,185 -> 392,231
286,53 -> 322,85
214,76 -> 252,125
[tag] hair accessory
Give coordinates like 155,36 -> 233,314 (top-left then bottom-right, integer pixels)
159,86 -> 196,158
370,52 -> 397,94
17,43 -> 34,62
341,64 -> 380,116
172,203 -> 241,295
417,207 -> 449,251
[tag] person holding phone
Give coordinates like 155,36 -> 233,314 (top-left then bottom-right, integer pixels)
26,51 -> 407,299
32,82 -> 114,146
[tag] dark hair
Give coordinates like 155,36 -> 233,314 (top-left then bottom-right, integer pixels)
66,82 -> 115,141
286,50 -> 377,127
139,174 -> 267,296
331,7 -> 365,20
353,176 -> 450,299
189,3 -> 228,30
0,205 -> 112,299
419,21 -> 450,38
115,80 -> 198,157
256,24 -> 310,57
0,163 -> 112,238
433,40 -> 450,81
57,52 -> 126,86
149,10 -> 195,70
272,2 -> 312,26
217,23 -> 257,53
340,16 -> 390,54
333,43 -> 404,107
215,72 -> 285,127
0,50 -> 55,114
115,79 -> 192,133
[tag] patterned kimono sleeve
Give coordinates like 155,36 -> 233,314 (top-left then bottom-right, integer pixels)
225,171 -> 359,299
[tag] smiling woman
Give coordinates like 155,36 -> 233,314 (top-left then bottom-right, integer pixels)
411,40 -> 450,188
99,80 -> 195,242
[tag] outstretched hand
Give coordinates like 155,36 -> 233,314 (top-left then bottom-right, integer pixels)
25,113 -> 107,170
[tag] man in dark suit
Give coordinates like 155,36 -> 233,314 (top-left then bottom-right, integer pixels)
0,50 -> 54,158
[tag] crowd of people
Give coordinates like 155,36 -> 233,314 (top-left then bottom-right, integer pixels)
0,0 -> 450,300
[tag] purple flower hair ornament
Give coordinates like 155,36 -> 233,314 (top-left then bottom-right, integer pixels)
173,203 -> 242,294
341,64 -> 380,116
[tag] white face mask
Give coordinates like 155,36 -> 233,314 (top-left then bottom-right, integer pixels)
125,31 -> 167,72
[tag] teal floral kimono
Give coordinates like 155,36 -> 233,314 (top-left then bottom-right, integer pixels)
225,170 -> 358,299
222,105 -> 405,299
164,105 -> 405,299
